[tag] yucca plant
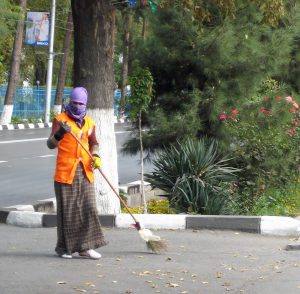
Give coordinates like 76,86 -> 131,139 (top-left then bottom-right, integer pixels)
145,138 -> 239,214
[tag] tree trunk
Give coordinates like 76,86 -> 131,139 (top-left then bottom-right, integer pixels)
139,111 -> 147,213
119,10 -> 130,119
54,10 -> 73,114
142,13 -> 147,39
71,0 -> 120,214
0,0 -> 27,125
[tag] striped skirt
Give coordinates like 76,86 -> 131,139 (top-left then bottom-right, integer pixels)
54,163 -> 107,255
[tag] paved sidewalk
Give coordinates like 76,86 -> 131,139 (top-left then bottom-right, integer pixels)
1,224 -> 300,294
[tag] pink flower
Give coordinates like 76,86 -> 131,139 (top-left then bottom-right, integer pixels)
219,114 -> 226,120
288,128 -> 295,136
290,108 -> 296,113
293,120 -> 299,126
277,96 -> 282,101
286,96 -> 293,103
232,109 -> 238,115
228,115 -> 233,120
264,96 -> 268,100
293,102 -> 299,109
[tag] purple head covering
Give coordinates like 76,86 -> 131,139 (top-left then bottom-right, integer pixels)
65,87 -> 88,124
70,87 -> 88,105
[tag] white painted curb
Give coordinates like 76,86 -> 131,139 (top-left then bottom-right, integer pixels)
6,211 -> 45,228
5,205 -> 34,212
261,216 -> 300,236
116,213 -> 186,230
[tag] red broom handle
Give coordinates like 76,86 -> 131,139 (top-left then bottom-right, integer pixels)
68,130 -> 140,225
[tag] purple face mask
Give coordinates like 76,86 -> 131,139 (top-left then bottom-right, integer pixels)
65,87 -> 88,121
66,102 -> 86,120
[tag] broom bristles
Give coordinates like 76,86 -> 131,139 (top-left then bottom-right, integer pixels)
146,239 -> 168,253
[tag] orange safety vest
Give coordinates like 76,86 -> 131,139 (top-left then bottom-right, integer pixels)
54,112 -> 95,184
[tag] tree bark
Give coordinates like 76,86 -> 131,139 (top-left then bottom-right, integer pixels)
119,10 -> 130,118
71,0 -> 120,214
54,10 -> 73,114
0,0 -> 27,125
139,111 -> 147,213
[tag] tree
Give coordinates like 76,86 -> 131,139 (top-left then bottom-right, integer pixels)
71,0 -> 120,214
127,66 -> 154,213
0,0 -> 27,125
53,10 -> 73,114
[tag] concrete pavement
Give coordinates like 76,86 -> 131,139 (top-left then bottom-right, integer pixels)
1,224 -> 300,294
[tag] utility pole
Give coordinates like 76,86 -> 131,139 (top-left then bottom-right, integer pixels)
44,0 -> 56,123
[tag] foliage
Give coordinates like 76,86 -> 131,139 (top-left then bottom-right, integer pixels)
121,198 -> 175,214
123,1 -> 300,157
219,79 -> 300,213
145,137 -> 239,214
127,65 -> 154,120
11,116 -> 42,124
251,182 -> 300,217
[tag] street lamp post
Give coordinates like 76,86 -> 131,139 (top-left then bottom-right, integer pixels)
36,80 -> 40,114
44,0 -> 56,124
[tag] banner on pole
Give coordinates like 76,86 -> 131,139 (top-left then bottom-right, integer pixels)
25,12 -> 50,46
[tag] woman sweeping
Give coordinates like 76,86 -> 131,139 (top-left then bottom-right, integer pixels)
47,86 -> 107,259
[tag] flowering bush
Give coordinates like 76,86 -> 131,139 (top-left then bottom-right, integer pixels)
219,90 -> 300,213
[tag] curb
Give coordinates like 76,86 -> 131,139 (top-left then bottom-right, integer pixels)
0,118 -> 128,131
0,122 -> 52,131
1,204 -> 300,236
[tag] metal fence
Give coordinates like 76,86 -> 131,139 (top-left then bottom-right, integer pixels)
0,86 -> 121,120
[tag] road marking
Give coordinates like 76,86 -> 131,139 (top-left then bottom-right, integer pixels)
0,131 -> 131,144
38,155 -> 55,158
0,138 -> 47,144
0,161 -> 8,163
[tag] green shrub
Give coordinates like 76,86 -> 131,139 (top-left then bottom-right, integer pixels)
121,198 -> 175,214
145,138 -> 239,214
219,80 -> 300,213
250,182 -> 300,217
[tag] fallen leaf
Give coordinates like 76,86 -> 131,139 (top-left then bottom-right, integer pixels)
202,281 -> 209,284
181,269 -> 188,273
139,271 -> 152,276
84,282 -> 95,287
112,281 -> 118,283
116,258 -> 122,261
167,283 -> 180,288
73,288 -> 87,293
181,291 -> 188,294
191,274 -> 197,277
97,275 -> 104,278
166,257 -> 172,261
57,281 -> 67,284
216,272 -> 223,278
124,290 -> 133,293
145,280 -> 153,283
222,282 -> 231,287
138,256 -> 144,258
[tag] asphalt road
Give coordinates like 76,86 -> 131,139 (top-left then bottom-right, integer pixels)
0,124 -> 153,207
0,224 -> 299,294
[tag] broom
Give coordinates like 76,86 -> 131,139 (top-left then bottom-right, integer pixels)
68,129 -> 167,253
